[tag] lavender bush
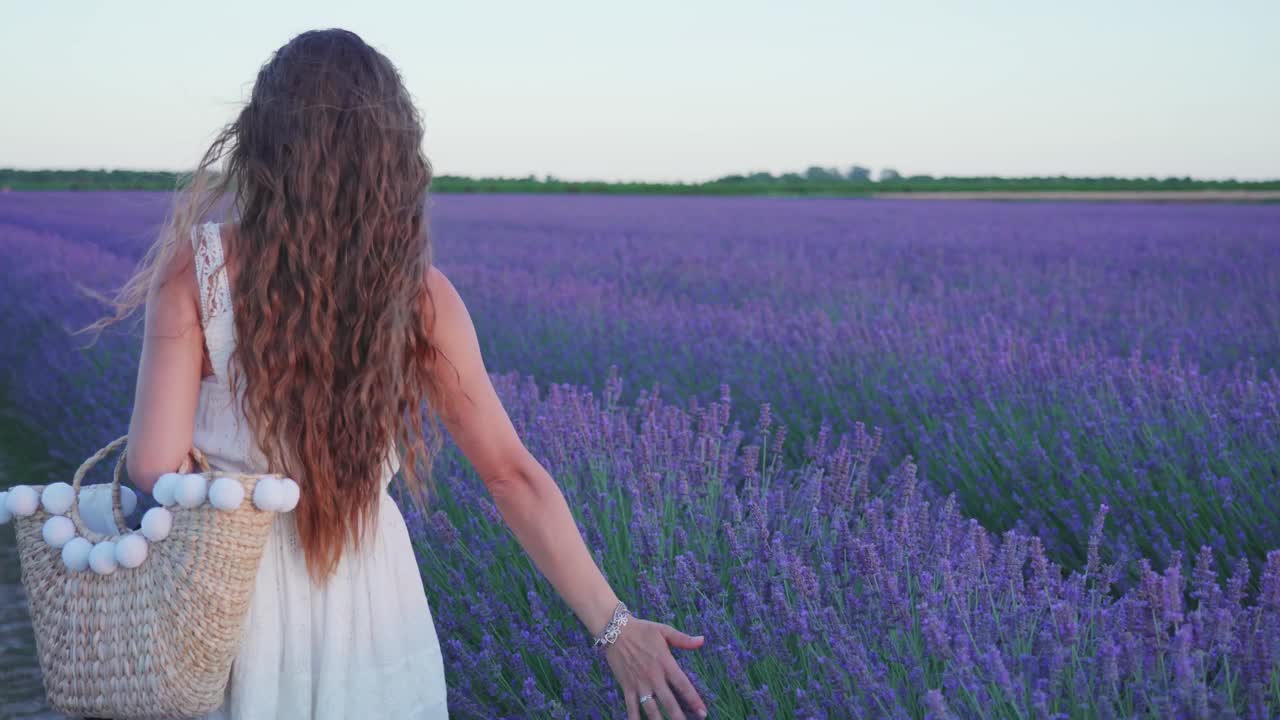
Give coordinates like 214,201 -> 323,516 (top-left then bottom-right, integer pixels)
1,193 -> 1279,716
6,193 -> 1277,575
412,370 -> 1278,718
425,195 -> 1280,577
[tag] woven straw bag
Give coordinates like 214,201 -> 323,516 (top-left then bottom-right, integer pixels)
1,435 -> 298,719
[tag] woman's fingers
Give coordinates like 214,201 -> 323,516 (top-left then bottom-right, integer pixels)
625,689 -> 641,720
614,620 -> 709,720
661,624 -> 706,650
640,685 -> 664,720
664,655 -> 708,717
654,681 -> 687,720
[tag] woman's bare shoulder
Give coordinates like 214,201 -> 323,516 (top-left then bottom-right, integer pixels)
154,225 -> 197,295
425,264 -> 468,332
147,227 -> 202,328
426,263 -> 452,299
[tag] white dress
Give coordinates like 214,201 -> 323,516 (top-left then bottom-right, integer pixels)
189,221 -> 449,719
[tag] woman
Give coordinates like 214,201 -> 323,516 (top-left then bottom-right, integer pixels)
106,28 -> 708,720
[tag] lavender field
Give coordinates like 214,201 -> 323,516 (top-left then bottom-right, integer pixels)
1,192 -> 1279,718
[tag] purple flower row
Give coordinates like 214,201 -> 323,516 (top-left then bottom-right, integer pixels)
2,193 -> 1279,716
423,194 -> 1280,576
405,368 -> 1280,717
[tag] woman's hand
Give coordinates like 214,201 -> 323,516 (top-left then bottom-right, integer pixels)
604,616 -> 708,719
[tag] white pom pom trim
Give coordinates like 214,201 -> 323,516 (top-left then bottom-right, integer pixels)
62,537 -> 92,572
141,507 -> 173,543
5,485 -> 39,518
278,478 -> 300,513
209,477 -> 245,511
41,482 -> 76,516
21,471 -> 296,570
115,533 -> 149,568
175,474 -> 208,509
42,515 -> 76,549
120,486 -> 138,517
89,541 -> 118,575
253,477 -> 284,512
153,473 -> 181,506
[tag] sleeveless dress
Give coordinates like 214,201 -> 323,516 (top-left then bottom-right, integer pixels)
188,222 -> 450,719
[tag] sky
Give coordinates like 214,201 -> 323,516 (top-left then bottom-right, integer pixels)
2,0 -> 1278,182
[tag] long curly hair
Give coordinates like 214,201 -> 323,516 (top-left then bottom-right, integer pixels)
91,28 -> 455,583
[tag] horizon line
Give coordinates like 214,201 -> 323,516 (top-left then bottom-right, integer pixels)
4,166 -> 1278,185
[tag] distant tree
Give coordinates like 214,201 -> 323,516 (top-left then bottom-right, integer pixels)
780,172 -> 804,182
846,165 -> 872,182
804,165 -> 843,182
747,171 -> 776,183
878,168 -> 901,182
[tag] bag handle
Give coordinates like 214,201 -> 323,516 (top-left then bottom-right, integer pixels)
68,435 -> 211,543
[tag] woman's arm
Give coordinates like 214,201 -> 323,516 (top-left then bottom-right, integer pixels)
424,266 -> 707,720
125,236 -> 205,495
424,266 -> 621,634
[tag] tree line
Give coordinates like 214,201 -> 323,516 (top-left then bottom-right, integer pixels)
2,167 -> 1276,194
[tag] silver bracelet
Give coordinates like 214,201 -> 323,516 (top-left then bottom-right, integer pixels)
591,601 -> 632,649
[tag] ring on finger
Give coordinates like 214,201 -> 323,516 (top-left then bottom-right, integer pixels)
639,692 -> 654,705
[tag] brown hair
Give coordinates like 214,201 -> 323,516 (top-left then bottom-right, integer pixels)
90,28 -> 454,583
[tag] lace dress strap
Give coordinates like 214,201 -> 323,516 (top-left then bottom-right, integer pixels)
191,222 -> 232,327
